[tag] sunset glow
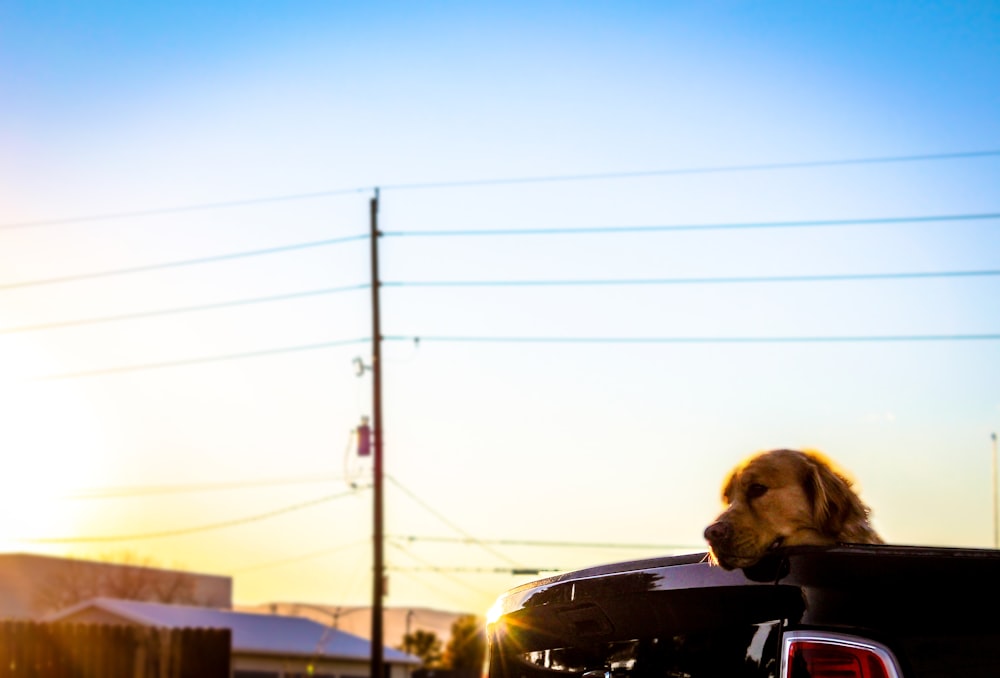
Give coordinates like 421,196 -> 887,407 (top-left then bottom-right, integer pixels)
1,2 -> 998,616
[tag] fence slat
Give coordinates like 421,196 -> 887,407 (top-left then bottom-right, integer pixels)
0,620 -> 229,678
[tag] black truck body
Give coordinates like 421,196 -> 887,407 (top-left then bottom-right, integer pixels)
486,544 -> 1000,678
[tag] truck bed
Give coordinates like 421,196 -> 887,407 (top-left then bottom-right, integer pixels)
487,545 -> 1000,678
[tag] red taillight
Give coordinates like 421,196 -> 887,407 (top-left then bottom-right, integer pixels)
783,633 -> 899,678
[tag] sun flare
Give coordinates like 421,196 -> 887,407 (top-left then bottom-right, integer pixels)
0,339 -> 104,551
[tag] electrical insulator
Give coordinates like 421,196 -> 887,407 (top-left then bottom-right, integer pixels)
357,416 -> 372,457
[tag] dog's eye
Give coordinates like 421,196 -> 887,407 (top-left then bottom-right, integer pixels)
746,483 -> 768,500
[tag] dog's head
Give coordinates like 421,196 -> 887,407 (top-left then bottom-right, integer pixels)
703,449 -> 868,570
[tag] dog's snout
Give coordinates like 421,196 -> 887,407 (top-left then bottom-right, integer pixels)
704,521 -> 731,544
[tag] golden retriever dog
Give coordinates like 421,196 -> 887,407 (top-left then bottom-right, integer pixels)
704,449 -> 882,569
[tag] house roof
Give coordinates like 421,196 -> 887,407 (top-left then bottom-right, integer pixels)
47,597 -> 420,664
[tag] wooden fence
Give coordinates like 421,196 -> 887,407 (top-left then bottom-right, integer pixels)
0,621 -> 230,678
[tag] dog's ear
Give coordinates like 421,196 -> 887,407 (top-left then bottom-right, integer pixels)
804,453 -> 861,538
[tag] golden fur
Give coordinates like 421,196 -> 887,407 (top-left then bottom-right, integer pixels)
704,449 -> 882,569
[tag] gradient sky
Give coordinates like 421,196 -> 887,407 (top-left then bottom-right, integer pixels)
1,1 -> 999,617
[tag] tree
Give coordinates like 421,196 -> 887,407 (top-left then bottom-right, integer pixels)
443,614 -> 486,673
34,551 -> 199,613
399,629 -> 443,668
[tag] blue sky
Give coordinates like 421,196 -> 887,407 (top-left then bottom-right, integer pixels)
1,1 -> 999,616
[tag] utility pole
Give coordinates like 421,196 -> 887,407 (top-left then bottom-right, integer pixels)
369,188 -> 385,678
993,432 -> 998,549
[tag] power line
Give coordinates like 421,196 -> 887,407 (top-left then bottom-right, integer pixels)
5,270 -> 993,337
0,187 -> 371,230
233,539 -> 369,575
4,149 -> 998,231
385,269 -> 1000,289
60,473 -> 347,500
391,535 -> 703,551
1,284 -> 369,335
385,334 -> 1000,345
388,565 -> 563,575
386,475 -> 521,567
388,539 -> 498,597
0,234 -> 368,291
3,213 -> 995,295
383,212 -> 1000,238
378,149 -> 1000,191
21,489 -> 365,544
34,331 -> 997,382
390,567 -> 481,609
34,338 -> 368,381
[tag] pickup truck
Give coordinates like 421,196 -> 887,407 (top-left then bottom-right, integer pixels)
486,544 -> 1000,678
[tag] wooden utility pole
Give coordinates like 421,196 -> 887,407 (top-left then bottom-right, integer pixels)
993,432 -> 998,549
369,188 -> 385,678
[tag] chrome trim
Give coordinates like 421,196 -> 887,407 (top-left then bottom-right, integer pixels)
780,630 -> 903,678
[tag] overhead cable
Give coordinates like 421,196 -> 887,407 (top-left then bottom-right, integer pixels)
388,539 -> 498,597
388,565 -> 563,575
28,332 -> 1000,382
383,212 -> 1000,238
385,269 -> 1000,288
6,271 -> 993,337
34,338 -> 368,381
385,334 -> 1000,344
391,567 -> 489,609
21,489 -> 366,544
1,284 -> 369,335
391,534 -> 704,551
379,149 -> 1000,191
233,540 -> 369,574
0,187 -> 371,230
0,234 -> 368,291
3,214 -> 994,294
4,149 -> 997,230
61,473 -> 347,499
386,475 -> 521,567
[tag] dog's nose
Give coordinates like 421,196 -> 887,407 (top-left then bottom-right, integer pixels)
704,521 -> 731,544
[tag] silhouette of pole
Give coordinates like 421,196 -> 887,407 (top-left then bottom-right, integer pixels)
993,432 -> 998,549
369,188 -> 385,678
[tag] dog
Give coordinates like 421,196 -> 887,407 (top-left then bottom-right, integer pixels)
704,449 -> 882,570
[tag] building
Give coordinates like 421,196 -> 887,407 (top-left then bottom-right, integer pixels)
0,552 -> 231,618
240,603 -> 465,649
49,597 -> 421,678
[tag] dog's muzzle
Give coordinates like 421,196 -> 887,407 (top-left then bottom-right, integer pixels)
703,521 -> 732,547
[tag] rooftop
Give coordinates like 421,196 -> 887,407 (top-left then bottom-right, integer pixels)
48,597 -> 421,663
